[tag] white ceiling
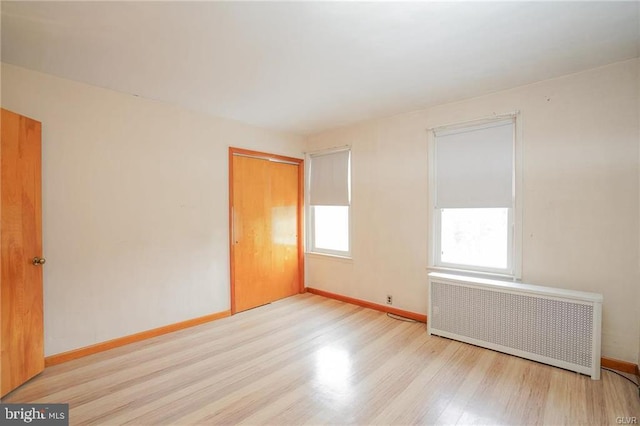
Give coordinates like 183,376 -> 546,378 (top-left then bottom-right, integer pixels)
2,1 -> 639,135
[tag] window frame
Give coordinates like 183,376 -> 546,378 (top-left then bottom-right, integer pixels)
428,114 -> 522,279
306,147 -> 352,259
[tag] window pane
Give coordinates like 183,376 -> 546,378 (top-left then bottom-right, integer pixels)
440,208 -> 508,269
314,206 -> 349,252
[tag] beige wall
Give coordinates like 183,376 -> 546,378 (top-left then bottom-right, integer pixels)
1,64 -> 304,356
306,59 -> 640,363
3,59 -> 639,364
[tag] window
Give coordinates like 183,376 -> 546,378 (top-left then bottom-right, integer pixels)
440,207 -> 510,269
307,148 -> 351,257
430,117 -> 520,277
312,206 -> 349,252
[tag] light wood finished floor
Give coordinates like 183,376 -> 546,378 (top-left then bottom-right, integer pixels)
3,293 -> 639,425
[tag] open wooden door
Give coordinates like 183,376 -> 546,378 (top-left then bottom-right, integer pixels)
1,109 -> 45,397
229,148 -> 304,313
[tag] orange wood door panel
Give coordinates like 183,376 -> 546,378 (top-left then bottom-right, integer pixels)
231,151 -> 301,313
267,160 -> 300,301
1,109 -> 45,397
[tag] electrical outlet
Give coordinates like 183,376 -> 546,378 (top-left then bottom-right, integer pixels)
386,295 -> 393,305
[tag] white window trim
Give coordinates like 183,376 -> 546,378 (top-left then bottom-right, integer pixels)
427,113 -> 523,280
305,146 -> 352,259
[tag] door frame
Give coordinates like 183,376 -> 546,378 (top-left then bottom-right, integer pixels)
228,147 -> 305,315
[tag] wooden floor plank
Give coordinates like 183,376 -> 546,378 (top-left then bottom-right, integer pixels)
3,293 -> 639,425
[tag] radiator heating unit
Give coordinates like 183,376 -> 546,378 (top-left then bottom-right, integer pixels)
428,272 -> 603,379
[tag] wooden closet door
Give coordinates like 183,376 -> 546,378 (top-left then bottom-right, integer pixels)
1,109 -> 45,397
230,150 -> 302,313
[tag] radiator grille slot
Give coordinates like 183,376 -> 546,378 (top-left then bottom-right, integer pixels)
428,273 -> 602,379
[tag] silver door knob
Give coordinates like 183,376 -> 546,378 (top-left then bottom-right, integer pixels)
32,257 -> 46,266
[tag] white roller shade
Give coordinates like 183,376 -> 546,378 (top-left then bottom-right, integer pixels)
435,119 -> 514,208
309,149 -> 350,206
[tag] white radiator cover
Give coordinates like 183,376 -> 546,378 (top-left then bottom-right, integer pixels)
428,272 -> 603,379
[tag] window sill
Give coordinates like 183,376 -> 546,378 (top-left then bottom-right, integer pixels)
426,266 -> 520,282
306,252 -> 353,263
